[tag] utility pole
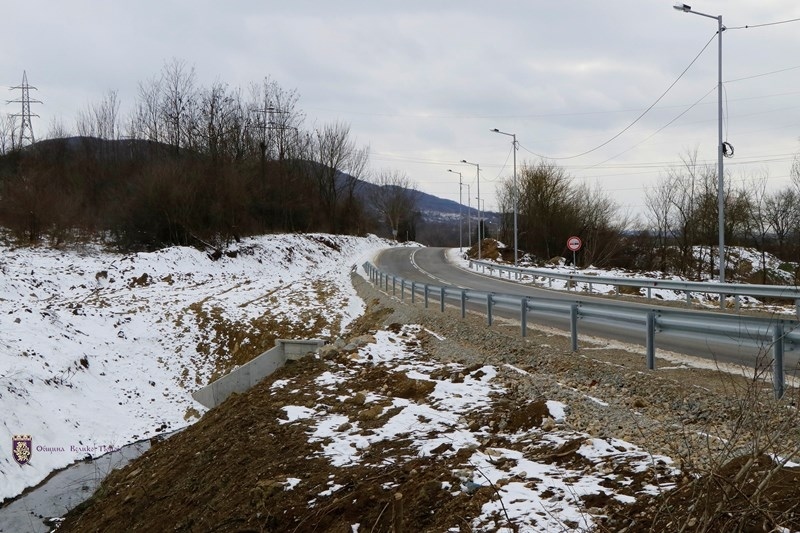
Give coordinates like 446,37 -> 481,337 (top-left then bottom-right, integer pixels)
461,160 -> 481,259
465,183 -> 471,249
448,169 -> 464,254
8,71 -> 41,149
252,105 -> 290,161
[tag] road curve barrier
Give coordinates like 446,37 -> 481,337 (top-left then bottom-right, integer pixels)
363,262 -> 800,399
468,259 -> 800,317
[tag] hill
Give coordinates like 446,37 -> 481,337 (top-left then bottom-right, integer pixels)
0,233 -> 393,503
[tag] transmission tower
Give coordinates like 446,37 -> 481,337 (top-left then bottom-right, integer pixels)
7,70 -> 42,148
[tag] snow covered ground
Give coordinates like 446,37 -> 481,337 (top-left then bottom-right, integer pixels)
453,246 -> 799,314
0,234 -> 392,501
4,234 -> 755,528
275,324 -> 678,531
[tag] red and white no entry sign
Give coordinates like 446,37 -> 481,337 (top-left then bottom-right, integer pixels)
567,236 -> 582,252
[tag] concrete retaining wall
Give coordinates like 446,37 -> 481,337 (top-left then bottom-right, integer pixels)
191,339 -> 324,409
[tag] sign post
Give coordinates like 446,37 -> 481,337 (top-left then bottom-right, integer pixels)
566,236 -> 582,269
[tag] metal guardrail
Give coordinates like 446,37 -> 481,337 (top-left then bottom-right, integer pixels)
363,261 -> 800,398
469,259 -> 800,317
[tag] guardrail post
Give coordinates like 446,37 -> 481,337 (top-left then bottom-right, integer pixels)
647,287 -> 652,300
686,291 -> 691,306
773,322 -> 785,399
400,279 -> 405,300
646,311 -> 656,370
411,281 -> 416,303
440,287 -> 446,312
392,276 -> 396,296
570,304 -> 578,352
588,282 -> 593,295
487,294 -> 493,326
424,284 -> 429,308
520,298 -> 528,337
796,299 -> 799,321
719,293 -> 725,310
461,290 -> 467,318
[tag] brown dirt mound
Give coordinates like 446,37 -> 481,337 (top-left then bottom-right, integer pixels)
599,454 -> 800,531
55,352 -> 502,532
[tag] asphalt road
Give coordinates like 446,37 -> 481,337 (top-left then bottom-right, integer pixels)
373,247 -> 800,372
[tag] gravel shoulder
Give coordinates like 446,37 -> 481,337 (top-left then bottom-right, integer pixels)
352,273 -> 800,530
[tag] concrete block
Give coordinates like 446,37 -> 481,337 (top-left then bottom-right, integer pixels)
191,339 -> 323,409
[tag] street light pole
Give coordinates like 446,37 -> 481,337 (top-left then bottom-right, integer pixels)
461,160 -> 481,259
674,3 -> 726,283
448,169 -> 464,254
465,183 -> 472,249
491,128 -> 519,266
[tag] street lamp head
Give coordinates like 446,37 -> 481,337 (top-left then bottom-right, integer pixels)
460,159 -> 467,163
490,128 -> 499,132
674,3 -> 691,12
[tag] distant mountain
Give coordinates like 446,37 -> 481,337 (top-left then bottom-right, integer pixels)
352,177 -> 496,222
23,136 -> 181,161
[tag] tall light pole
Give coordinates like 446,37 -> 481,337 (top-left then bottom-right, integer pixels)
448,169 -> 464,254
478,198 -> 489,239
464,183 -> 472,248
491,128 -> 518,266
674,3 -> 726,283
461,160 -> 481,259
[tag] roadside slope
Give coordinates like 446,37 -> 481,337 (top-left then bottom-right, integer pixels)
57,272 -> 800,532
0,234 -> 391,501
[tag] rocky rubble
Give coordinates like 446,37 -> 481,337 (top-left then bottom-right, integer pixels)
350,273 -> 800,529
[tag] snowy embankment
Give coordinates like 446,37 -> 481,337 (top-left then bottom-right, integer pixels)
453,245 -> 798,313
0,233 -> 392,501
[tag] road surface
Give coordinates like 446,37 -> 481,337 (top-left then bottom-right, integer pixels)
373,247 -> 799,372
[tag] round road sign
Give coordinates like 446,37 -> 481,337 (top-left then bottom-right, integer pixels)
567,236 -> 582,252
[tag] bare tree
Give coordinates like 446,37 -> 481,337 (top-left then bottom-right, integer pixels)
765,187 -> 798,260
515,160 -> 576,259
0,114 -> 16,154
309,121 -> 370,233
645,175 -> 677,273
743,175 -> 772,283
130,75 -> 163,142
574,182 -> 626,266
370,170 -> 419,240
247,77 -> 305,162
76,89 -> 121,140
160,58 -> 197,152
45,117 -> 70,140
193,81 -> 245,161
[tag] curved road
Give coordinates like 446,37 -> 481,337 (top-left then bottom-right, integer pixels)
374,247 -> 799,371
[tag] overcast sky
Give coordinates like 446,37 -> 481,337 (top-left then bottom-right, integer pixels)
4,1 -> 800,220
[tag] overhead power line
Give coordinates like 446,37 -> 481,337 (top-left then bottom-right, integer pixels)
518,33 -> 717,161
728,17 -> 800,30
